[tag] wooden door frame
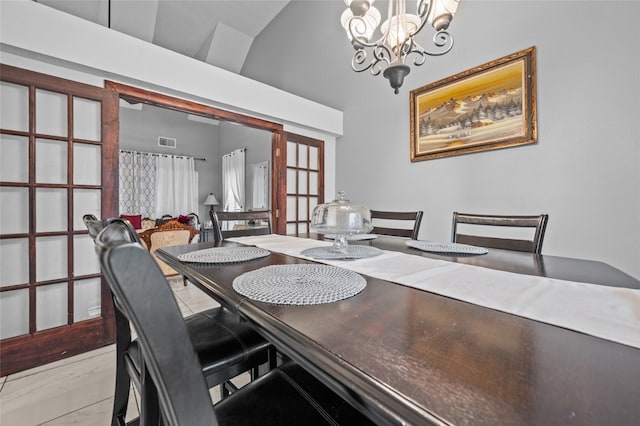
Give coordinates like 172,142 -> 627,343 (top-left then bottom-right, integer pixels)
283,132 -> 325,235
0,64 -> 119,376
104,81 -> 287,233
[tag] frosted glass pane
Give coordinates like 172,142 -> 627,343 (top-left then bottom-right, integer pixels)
74,278 -> 101,322
298,197 -> 308,221
309,197 -> 318,215
0,289 -> 29,339
298,144 -> 308,168
0,238 -> 29,287
286,169 -> 297,191
36,89 -> 67,137
73,97 -> 101,141
36,236 -> 68,282
286,223 -> 297,235
0,82 -> 28,132
73,189 -> 101,231
0,187 -> 29,234
309,172 -> 318,195
36,188 -> 67,232
0,134 -> 29,182
286,196 -> 297,221
74,235 -> 100,276
309,146 -> 319,170
36,139 -> 68,184
36,283 -> 68,331
286,141 -> 297,167
74,143 -> 101,185
299,222 -> 308,234
298,171 -> 308,195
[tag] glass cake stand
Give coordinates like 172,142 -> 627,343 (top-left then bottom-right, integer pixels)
309,191 -> 373,253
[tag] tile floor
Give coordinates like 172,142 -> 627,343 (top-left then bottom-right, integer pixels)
0,277 -> 237,426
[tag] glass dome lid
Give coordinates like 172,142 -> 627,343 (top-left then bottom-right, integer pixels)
310,191 -> 373,235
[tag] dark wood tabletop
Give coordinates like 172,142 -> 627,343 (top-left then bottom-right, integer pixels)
157,235 -> 640,426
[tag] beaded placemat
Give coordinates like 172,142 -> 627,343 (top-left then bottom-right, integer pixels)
233,264 -> 366,305
406,240 -> 488,255
323,234 -> 378,241
300,245 -> 383,260
177,246 -> 270,263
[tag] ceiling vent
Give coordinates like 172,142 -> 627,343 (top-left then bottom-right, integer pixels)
158,136 -> 176,148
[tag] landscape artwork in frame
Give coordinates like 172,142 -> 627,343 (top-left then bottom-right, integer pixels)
410,47 -> 537,161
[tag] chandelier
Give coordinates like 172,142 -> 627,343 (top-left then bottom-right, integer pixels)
341,0 -> 460,94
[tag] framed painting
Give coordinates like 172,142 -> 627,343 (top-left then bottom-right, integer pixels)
410,46 -> 537,161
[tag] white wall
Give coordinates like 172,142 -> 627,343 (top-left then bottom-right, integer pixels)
243,1 -> 640,279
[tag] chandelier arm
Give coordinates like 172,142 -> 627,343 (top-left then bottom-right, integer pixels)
409,0 -> 432,39
352,44 -> 392,76
348,17 -> 390,50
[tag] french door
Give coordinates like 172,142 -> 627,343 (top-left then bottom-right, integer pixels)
0,65 -> 119,375
283,133 -> 324,235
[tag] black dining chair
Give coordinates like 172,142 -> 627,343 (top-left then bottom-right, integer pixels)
95,221 -> 376,426
83,216 -> 275,425
210,210 -> 272,243
451,212 -> 549,254
370,210 -> 424,239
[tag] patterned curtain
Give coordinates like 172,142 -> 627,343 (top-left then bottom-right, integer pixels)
119,150 -> 156,218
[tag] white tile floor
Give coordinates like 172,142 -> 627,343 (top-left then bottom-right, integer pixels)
0,277 -> 234,426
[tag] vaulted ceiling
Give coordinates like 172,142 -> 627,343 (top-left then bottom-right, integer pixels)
36,0 -> 290,73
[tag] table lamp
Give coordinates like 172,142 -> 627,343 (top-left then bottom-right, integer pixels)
204,193 -> 220,214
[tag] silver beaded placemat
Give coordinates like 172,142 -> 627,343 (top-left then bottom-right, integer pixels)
406,240 -> 488,255
300,245 -> 383,260
233,264 -> 366,305
177,246 -> 270,263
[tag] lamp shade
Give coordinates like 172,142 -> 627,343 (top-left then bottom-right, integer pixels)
204,193 -> 219,206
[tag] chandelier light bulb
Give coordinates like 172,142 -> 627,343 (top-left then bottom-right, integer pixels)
341,6 -> 381,47
381,13 -> 420,53
428,0 -> 460,30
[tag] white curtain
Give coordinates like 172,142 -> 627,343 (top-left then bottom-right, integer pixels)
252,162 -> 268,209
155,155 -> 198,217
119,151 -> 156,217
222,149 -> 245,212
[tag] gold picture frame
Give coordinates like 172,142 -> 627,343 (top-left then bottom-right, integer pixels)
410,47 -> 537,162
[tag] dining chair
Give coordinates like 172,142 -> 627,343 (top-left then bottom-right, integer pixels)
370,210 -> 424,239
451,212 -> 549,254
83,216 -> 275,425
137,220 -> 200,283
95,221 -> 376,426
210,210 -> 272,243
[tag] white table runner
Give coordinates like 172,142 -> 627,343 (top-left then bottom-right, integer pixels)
228,234 -> 640,349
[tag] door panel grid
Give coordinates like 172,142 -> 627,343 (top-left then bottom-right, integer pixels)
0,65 -> 118,376
285,134 -> 324,236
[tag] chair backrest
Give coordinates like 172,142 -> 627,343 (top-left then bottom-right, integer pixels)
370,210 -> 424,239
95,221 -> 218,426
83,214 -> 141,243
210,210 -> 272,243
83,214 -> 106,241
138,220 -> 200,250
451,212 -> 549,254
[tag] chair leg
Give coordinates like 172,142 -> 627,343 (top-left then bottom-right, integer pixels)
220,380 -> 238,400
112,310 -> 131,426
139,365 -> 160,426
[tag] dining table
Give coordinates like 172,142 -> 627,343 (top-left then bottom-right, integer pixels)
156,233 -> 640,426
